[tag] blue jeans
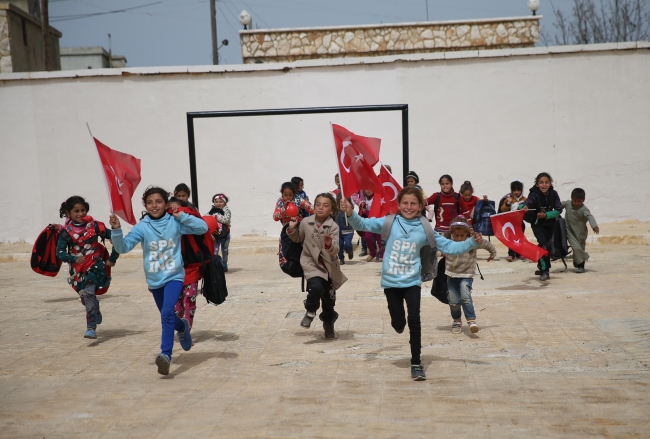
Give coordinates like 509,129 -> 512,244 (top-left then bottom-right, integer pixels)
338,233 -> 353,260
150,280 -> 186,358
215,233 -> 230,265
447,277 -> 476,321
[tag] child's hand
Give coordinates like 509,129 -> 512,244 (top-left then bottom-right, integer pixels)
487,255 -> 495,262
106,261 -> 115,267
171,205 -> 182,218
522,206 -> 529,211
473,232 -> 483,244
288,219 -> 299,230
594,226 -> 600,234
323,234 -> 332,248
506,197 -> 513,205
75,255 -> 86,264
109,214 -> 121,229
340,198 -> 353,216
537,212 -> 547,219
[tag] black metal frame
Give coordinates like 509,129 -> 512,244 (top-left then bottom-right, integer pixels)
186,104 -> 409,210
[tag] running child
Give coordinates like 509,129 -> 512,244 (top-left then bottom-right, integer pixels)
110,186 -> 208,375
341,187 -> 483,381
562,188 -> 599,273
335,193 -> 354,265
56,196 -> 119,339
288,193 -> 347,339
208,193 -> 232,272
273,182 -> 314,225
521,173 -> 563,282
444,215 -> 496,334
458,180 -> 488,225
498,180 -> 527,261
426,174 -> 461,233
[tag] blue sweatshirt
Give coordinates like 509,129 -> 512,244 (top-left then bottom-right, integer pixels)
110,212 -> 208,289
347,211 -> 478,289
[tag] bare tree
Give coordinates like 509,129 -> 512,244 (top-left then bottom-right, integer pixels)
546,0 -> 650,45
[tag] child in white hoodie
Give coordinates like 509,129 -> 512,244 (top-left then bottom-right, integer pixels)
444,216 -> 496,334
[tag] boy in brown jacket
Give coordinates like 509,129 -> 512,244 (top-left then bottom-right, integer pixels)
288,193 -> 348,339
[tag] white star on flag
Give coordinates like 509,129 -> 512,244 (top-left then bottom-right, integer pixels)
354,153 -> 364,162
380,198 -> 386,205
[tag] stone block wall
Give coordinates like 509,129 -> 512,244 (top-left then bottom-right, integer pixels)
240,16 -> 540,64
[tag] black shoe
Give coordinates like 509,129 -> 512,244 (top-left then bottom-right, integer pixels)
540,272 -> 550,281
411,364 -> 426,381
359,251 -> 368,257
340,259 -> 345,265
535,270 -> 541,275
323,322 -> 336,339
300,312 -> 315,328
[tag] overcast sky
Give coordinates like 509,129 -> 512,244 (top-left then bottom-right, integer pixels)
50,0 -> 568,67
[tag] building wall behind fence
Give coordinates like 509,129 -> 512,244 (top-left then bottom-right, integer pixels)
1,44 -> 649,243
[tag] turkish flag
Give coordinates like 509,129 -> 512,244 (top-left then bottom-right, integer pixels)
491,210 -> 548,262
332,124 -> 383,197
369,164 -> 402,218
94,138 -> 142,225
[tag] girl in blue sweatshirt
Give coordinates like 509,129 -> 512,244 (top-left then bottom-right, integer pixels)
341,187 -> 482,381
109,186 -> 208,376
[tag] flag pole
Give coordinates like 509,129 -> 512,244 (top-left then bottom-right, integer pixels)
86,123 -> 114,214
330,122 -> 348,225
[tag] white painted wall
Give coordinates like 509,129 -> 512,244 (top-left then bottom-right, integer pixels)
1,43 -> 649,243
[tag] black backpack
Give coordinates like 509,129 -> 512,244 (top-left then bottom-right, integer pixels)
549,217 -> 572,271
200,253 -> 228,305
472,200 -> 496,236
278,223 -> 304,278
430,257 -> 449,304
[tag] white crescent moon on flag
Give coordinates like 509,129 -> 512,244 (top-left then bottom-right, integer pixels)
502,222 -> 516,241
382,182 -> 398,201
340,141 -> 351,173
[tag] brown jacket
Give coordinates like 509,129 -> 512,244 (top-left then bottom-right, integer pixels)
287,216 -> 348,290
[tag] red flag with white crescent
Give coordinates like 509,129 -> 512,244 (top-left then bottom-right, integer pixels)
332,124 -> 383,197
490,210 -> 548,262
369,164 -> 402,218
94,138 -> 142,225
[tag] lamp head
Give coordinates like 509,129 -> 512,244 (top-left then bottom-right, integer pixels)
527,0 -> 540,12
239,10 -> 252,26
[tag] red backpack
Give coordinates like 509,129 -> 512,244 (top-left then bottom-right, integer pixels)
31,224 -> 64,277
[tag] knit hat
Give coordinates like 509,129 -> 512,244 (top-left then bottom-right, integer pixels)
406,171 -> 419,183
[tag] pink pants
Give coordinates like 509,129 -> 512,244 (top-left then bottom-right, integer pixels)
174,282 -> 198,329
365,232 -> 384,259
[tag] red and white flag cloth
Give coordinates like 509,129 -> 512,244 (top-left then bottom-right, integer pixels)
332,124 -> 383,197
369,164 -> 402,218
94,138 -> 142,225
491,210 -> 548,262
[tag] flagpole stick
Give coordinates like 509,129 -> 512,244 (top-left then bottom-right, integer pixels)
87,123 -> 114,215
330,122 -> 349,226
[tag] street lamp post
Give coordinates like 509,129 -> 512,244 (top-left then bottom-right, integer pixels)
239,10 -> 252,30
527,0 -> 540,16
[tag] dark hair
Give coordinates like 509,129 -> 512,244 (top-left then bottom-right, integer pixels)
445,215 -> 473,239
511,180 -> 524,192
405,170 -> 419,183
281,182 -> 296,195
291,177 -> 303,188
571,188 -> 586,199
439,174 -> 453,185
459,180 -> 473,194
384,165 -> 392,174
212,193 -> 229,203
314,192 -> 338,219
534,172 -> 553,185
59,196 -> 89,218
141,186 -> 170,219
168,196 -> 189,208
173,183 -> 191,197
397,186 -> 424,208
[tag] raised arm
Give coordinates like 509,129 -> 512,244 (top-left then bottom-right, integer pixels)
435,233 -> 478,255
346,210 -> 385,234
110,223 -> 145,254
176,212 -> 209,235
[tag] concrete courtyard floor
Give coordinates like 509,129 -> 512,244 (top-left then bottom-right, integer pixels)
1,223 -> 650,438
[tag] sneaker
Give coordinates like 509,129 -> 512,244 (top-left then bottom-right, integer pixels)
323,322 -> 337,339
365,255 -> 374,262
576,267 -> 585,273
506,256 -> 514,262
84,329 -> 97,339
411,364 -> 426,381
359,251 -> 368,257
451,321 -> 462,334
300,312 -> 316,328
535,270 -> 541,275
96,311 -> 102,325
177,318 -> 193,351
468,321 -> 479,333
340,259 -> 345,265
223,264 -> 228,273
540,272 -> 550,281
347,250 -> 354,260
155,353 -> 171,375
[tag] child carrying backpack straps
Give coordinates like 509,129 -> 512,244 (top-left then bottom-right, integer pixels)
381,214 -> 438,282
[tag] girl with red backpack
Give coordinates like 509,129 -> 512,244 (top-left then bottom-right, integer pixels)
55,196 -> 119,340
426,174 -> 461,233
